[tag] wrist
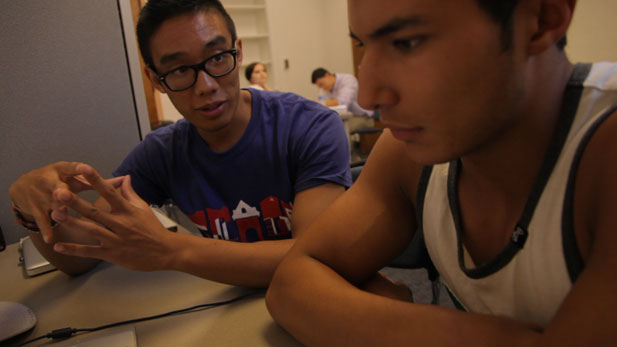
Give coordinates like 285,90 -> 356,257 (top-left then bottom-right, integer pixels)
164,232 -> 198,272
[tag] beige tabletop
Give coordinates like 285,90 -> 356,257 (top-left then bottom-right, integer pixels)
0,241 -> 301,347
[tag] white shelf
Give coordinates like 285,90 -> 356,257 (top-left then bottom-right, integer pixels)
223,0 -> 274,88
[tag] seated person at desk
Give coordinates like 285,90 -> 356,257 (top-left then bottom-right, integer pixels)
267,0 -> 617,346
8,0 -> 351,288
245,62 -> 273,91
311,67 -> 374,118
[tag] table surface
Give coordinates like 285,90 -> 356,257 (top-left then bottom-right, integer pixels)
0,241 -> 301,346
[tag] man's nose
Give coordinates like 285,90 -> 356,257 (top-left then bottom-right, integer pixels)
193,69 -> 219,95
357,49 -> 397,111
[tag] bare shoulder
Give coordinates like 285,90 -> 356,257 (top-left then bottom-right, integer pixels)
547,108 -> 617,346
573,107 -> 617,259
296,130 -> 424,280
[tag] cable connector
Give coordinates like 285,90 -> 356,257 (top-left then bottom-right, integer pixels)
49,327 -> 75,339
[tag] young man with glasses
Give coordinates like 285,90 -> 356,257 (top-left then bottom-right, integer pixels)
8,0 -> 350,286
267,0 -> 617,345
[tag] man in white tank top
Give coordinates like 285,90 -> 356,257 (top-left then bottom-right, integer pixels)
267,0 -> 617,346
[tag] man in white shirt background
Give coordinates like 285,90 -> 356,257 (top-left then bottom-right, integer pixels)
312,67 -> 377,160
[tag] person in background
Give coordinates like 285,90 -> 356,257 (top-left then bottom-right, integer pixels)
245,62 -> 273,90
312,67 -> 376,159
267,0 -> 617,345
8,0 -> 350,288
311,67 -> 374,118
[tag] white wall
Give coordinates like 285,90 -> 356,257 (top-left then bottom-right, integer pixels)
265,0 -> 353,99
322,0 -> 355,75
265,0 -> 327,97
566,0 -> 617,62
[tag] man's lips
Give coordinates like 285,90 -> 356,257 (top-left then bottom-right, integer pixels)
388,126 -> 424,141
196,101 -> 226,118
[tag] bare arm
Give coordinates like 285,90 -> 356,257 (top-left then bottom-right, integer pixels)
157,182 -> 344,286
49,165 -> 344,286
325,98 -> 340,107
267,129 -> 617,346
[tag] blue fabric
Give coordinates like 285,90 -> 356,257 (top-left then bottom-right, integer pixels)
114,89 -> 351,242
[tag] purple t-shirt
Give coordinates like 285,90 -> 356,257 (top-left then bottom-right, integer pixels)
114,89 -> 351,242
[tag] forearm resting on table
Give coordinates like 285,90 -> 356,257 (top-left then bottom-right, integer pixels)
267,253 -> 541,347
182,183 -> 343,286
167,233 -> 294,287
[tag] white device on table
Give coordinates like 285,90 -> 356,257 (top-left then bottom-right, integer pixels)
152,207 -> 178,232
20,236 -> 56,277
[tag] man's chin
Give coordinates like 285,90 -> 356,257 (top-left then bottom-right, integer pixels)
403,143 -> 454,166
190,114 -> 234,134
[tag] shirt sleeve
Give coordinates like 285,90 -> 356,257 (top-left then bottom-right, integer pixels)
333,74 -> 359,109
292,104 -> 352,193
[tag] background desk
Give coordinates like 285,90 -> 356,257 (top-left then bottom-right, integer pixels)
0,242 -> 301,346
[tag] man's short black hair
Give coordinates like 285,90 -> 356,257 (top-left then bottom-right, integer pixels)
136,0 -> 238,70
475,0 -> 566,50
311,68 -> 330,84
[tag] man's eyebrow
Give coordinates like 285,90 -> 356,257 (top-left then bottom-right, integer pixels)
205,35 -> 228,48
158,35 -> 229,66
367,17 -> 425,40
159,52 -> 185,66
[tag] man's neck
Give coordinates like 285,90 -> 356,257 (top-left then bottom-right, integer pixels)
197,89 -> 253,153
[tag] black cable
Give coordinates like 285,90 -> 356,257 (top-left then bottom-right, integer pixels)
17,290 -> 260,346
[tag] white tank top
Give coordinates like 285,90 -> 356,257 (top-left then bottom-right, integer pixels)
420,62 -> 617,327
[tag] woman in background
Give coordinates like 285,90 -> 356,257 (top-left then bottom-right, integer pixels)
245,62 -> 273,91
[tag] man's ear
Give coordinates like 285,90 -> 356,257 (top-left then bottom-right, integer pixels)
144,66 -> 167,94
235,39 -> 243,66
526,0 -> 576,55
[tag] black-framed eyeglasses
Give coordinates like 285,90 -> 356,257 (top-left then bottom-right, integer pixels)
155,48 -> 238,92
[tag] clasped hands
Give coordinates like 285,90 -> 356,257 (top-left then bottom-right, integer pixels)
9,162 -> 174,271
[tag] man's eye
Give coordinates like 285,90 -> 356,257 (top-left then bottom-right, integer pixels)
211,54 -> 224,63
393,37 -> 423,52
170,66 -> 191,76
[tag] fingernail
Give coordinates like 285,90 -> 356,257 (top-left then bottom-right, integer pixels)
51,210 -> 66,222
54,244 -> 65,252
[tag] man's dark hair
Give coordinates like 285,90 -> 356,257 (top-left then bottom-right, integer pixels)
475,0 -> 566,50
245,62 -> 259,82
311,68 -> 329,84
136,0 -> 237,70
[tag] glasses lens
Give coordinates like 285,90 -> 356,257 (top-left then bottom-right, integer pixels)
165,67 -> 197,91
205,51 -> 236,76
